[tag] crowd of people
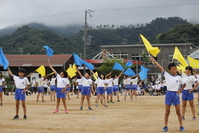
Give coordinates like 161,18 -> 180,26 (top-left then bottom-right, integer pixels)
0,57 -> 199,132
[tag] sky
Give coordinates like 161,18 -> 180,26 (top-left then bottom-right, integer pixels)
0,0 -> 199,29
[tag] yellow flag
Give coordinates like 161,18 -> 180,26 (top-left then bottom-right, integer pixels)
36,65 -> 46,76
72,64 -> 77,72
177,64 -> 185,73
187,56 -> 199,68
173,47 -> 188,67
93,72 -> 98,80
66,67 -> 76,78
140,34 -> 160,57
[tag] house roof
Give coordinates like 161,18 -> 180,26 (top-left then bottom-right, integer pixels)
6,54 -> 72,67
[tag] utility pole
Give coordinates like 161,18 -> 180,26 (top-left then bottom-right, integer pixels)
82,9 -> 93,74
83,10 -> 88,75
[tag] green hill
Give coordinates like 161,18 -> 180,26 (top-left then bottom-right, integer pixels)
0,23 -> 83,37
0,17 -> 196,59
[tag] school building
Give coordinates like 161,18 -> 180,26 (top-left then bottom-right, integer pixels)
100,43 -> 198,80
2,54 -> 74,78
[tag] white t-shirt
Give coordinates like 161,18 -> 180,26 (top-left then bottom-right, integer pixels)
76,78 -> 83,86
13,75 -> 30,89
50,78 -> 56,86
31,80 -> 36,87
0,78 -> 5,86
81,76 -> 92,87
43,80 -> 49,88
56,74 -> 69,88
113,78 -> 119,86
181,73 -> 197,90
124,78 -> 131,85
195,75 -> 199,80
105,78 -> 113,87
154,84 -> 161,90
36,77 -> 44,87
95,78 -> 106,87
163,71 -> 185,91
131,77 -> 138,85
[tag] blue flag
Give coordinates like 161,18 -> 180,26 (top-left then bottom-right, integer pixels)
124,68 -> 135,76
140,65 -> 149,71
43,45 -> 54,56
124,60 -> 133,68
139,69 -> 148,80
82,60 -> 94,70
73,53 -> 83,66
0,47 -> 9,70
112,62 -> 124,71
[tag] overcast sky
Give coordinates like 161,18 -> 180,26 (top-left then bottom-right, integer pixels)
0,0 -> 199,29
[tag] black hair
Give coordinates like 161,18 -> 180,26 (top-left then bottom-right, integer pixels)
51,74 -> 55,78
185,66 -> 193,75
85,72 -> 90,76
99,73 -> 105,79
32,77 -> 36,80
38,74 -> 42,78
18,68 -> 26,74
62,71 -> 68,78
168,63 -> 176,70
0,72 -> 2,79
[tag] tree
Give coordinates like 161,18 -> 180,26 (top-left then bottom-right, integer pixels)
97,58 -> 125,76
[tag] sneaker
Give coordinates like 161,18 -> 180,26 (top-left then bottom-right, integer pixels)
13,115 -> 19,120
36,100 -> 38,102
88,107 -> 92,110
0,103 -> 2,106
95,105 -> 98,107
182,116 -> 185,120
117,100 -> 120,102
104,105 -> 108,107
162,126 -> 168,132
193,116 -> 197,121
180,126 -> 185,132
68,98 -> 71,100
42,100 -> 45,102
198,103 -> 199,105
23,115 -> 27,120
107,101 -> 109,103
198,112 -> 199,115
65,110 -> 69,114
124,99 -> 126,100
130,98 -> 133,100
80,106 -> 83,110
51,99 -> 52,101
53,110 -> 59,113
110,101 -> 115,103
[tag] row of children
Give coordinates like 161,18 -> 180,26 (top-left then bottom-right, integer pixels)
1,56 -> 199,132
3,59 -> 144,120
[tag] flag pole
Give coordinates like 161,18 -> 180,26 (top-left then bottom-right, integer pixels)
147,51 -> 154,64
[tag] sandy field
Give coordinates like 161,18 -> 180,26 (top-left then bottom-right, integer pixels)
0,93 -> 199,133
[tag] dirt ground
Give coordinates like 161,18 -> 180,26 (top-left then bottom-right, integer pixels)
0,92 -> 199,133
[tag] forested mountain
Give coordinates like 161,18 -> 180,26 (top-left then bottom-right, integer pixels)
90,17 -> 188,45
156,23 -> 199,45
0,17 -> 197,58
0,23 -> 83,37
